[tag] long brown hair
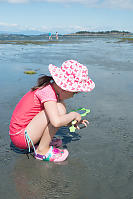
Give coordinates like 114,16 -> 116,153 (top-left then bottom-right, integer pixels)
31,75 -> 54,91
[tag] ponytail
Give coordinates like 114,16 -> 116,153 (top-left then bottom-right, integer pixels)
31,75 -> 54,91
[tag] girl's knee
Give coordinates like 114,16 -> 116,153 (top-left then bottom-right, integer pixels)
57,101 -> 66,115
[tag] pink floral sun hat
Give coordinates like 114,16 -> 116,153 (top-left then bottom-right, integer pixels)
49,60 -> 95,92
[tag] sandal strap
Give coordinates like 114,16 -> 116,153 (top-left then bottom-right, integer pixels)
25,130 -> 37,155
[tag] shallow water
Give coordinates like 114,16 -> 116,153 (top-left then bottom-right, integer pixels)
0,36 -> 133,199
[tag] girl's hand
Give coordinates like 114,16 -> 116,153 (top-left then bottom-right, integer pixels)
74,119 -> 89,130
73,112 -> 82,123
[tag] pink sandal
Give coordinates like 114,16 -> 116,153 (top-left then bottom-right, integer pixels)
34,146 -> 69,162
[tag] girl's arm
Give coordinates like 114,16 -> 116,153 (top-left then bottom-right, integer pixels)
44,101 -> 81,128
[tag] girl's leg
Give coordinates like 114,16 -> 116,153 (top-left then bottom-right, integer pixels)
25,102 -> 66,155
36,123 -> 57,154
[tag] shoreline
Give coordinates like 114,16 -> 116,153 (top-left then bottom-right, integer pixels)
0,36 -> 133,199
0,35 -> 133,45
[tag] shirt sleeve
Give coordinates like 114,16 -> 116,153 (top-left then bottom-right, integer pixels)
35,84 -> 57,104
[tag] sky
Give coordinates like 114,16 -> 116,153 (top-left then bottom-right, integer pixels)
0,0 -> 133,34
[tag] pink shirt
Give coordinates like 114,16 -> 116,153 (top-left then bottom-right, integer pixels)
9,84 -> 57,135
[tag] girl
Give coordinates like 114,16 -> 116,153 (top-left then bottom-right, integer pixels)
9,60 -> 95,162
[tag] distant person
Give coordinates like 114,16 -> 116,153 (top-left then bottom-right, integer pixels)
9,60 -> 95,162
56,32 -> 58,40
49,32 -> 52,40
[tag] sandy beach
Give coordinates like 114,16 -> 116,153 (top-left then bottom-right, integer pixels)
0,36 -> 133,199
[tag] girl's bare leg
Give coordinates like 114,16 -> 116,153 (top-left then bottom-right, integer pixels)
26,102 -> 66,154
36,123 -> 57,154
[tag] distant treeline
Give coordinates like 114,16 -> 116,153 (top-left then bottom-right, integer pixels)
75,30 -> 130,34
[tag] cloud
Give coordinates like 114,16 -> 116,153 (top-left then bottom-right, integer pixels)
102,0 -> 133,9
0,21 -> 131,34
0,21 -> 93,34
0,0 -> 96,4
0,22 -> 18,27
0,0 -> 133,9
0,0 -> 29,2
0,22 -> 30,32
40,0 -> 133,9
8,0 -> 28,3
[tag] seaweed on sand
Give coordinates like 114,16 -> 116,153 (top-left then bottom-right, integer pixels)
116,37 -> 133,43
24,70 -> 37,74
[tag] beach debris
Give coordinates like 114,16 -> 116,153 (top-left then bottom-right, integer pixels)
24,70 -> 37,74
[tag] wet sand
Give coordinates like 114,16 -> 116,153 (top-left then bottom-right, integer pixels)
0,37 -> 133,199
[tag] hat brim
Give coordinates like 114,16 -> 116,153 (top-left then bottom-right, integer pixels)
49,64 -> 95,92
